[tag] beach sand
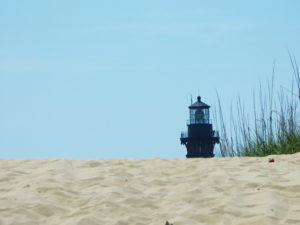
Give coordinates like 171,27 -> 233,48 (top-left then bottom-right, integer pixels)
1,153 -> 300,225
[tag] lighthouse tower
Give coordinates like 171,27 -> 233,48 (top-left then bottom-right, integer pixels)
180,96 -> 220,158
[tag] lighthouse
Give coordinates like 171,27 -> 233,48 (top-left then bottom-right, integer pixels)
180,96 -> 220,158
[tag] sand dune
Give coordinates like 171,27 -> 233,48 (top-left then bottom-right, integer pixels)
1,153 -> 300,225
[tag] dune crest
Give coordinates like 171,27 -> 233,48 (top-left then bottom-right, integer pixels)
1,154 -> 300,225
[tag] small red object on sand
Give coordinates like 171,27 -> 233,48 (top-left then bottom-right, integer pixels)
269,158 -> 275,163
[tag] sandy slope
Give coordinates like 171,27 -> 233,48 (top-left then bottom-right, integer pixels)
0,153 -> 300,225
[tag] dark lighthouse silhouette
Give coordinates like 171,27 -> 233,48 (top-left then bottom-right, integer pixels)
180,96 -> 220,158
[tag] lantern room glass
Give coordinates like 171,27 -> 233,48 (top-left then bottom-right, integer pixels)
189,108 -> 209,124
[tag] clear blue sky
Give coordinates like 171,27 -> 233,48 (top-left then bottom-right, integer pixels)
1,0 -> 299,158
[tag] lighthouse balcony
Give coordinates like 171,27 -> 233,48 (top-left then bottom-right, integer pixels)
181,131 -> 188,138
213,130 -> 220,138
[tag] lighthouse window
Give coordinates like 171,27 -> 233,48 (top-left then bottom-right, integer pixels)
190,108 -> 209,124
195,109 -> 204,123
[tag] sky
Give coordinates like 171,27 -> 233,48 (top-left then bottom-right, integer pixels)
1,0 -> 300,159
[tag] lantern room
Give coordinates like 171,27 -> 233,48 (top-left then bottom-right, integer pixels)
189,96 -> 210,124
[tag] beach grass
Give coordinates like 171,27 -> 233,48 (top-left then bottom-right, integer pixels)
215,56 -> 300,157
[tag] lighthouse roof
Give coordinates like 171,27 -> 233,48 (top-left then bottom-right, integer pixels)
189,96 -> 210,109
